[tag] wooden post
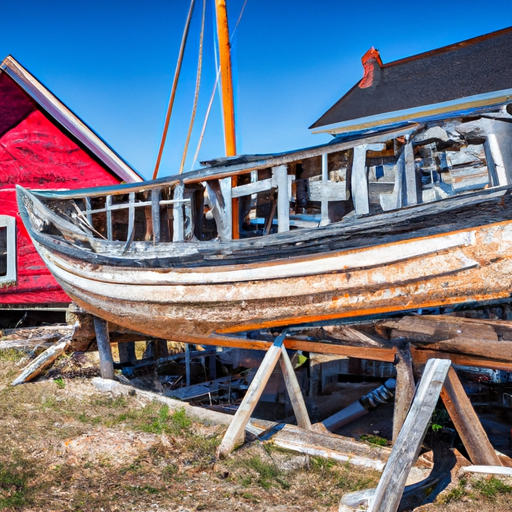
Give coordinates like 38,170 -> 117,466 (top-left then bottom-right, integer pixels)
185,343 -> 191,386
93,317 -> 114,380
216,334 -> 285,458
123,192 -> 136,252
392,342 -> 415,442
85,197 -> 93,225
440,366 -> 501,466
119,342 -> 137,366
173,184 -> 185,242
273,165 -> 290,233
106,195 -> 113,241
368,358 -> 451,512
205,179 -> 232,241
320,153 -> 329,226
151,188 -> 161,243
352,143 -> 386,215
403,138 -> 418,206
279,346 -> 312,430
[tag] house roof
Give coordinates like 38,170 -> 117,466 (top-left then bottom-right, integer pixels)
0,56 -> 143,183
311,26 -> 512,134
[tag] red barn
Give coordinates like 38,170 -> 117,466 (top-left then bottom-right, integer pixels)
0,56 -> 142,317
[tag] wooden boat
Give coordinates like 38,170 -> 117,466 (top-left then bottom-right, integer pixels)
16,105 -> 512,346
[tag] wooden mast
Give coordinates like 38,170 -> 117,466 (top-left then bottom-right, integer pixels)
214,0 -> 239,238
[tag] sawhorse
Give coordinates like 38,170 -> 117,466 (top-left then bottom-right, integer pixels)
216,331 -> 312,458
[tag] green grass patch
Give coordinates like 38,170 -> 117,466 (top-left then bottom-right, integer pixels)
239,455 -> 290,490
473,476 -> 512,498
0,349 -> 25,363
54,377 -> 65,389
359,434 -> 388,446
0,458 -> 35,510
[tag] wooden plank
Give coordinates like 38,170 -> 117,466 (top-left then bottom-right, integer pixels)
273,165 -> 290,233
393,342 -> 415,442
93,317 -> 114,380
123,192 -> 136,252
321,153 -> 329,226
404,140 -> 418,206
368,358 -> 451,512
205,178 -> 232,241
106,195 -> 113,241
166,376 -> 243,401
380,149 -> 404,211
85,197 -> 93,225
411,348 -> 512,372
151,188 -> 161,243
309,180 -> 348,202
352,145 -> 370,215
11,333 -> 72,386
268,424 -> 391,471
485,133 -> 508,186
440,366 -> 501,466
462,466 -> 512,476
352,143 -> 386,215
232,177 -> 274,198
279,347 -> 312,430
216,334 -> 284,458
173,183 -> 185,242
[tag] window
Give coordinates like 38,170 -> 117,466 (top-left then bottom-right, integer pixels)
0,216 -> 15,285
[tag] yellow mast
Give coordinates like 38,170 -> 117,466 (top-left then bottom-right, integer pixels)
214,0 -> 239,238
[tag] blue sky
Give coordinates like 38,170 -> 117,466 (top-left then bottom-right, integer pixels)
0,0 -> 511,179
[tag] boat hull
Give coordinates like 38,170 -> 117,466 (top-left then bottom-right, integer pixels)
30,218 -> 512,341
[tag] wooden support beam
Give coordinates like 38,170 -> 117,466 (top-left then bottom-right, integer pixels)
216,334 -> 285,458
118,341 -> 137,366
367,358 -> 451,512
321,153 -> 329,226
393,342 -> 415,442
205,178 -> 232,241
440,366 -> 501,466
151,188 -> 161,243
173,183 -> 185,242
106,194 -> 113,241
85,197 -> 92,225
403,139 -> 418,206
93,317 -> 114,380
123,192 -> 136,252
411,348 -> 512,372
185,343 -> 192,386
351,143 -> 386,215
273,165 -> 290,233
279,346 -> 312,430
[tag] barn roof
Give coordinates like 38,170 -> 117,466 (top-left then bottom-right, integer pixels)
311,26 -> 512,135
0,56 -> 143,183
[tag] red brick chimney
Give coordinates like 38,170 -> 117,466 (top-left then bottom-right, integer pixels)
360,47 -> 383,89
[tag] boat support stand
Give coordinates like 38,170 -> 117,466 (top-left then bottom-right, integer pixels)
216,331 -> 312,458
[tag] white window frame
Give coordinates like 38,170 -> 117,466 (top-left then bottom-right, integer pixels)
0,216 -> 16,285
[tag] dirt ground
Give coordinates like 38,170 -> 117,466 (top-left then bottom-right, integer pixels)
1,349 -> 512,512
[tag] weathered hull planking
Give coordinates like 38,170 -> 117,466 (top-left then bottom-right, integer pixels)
28,219 -> 512,341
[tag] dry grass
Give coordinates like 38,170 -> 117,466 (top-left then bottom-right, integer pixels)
1,348 -> 512,511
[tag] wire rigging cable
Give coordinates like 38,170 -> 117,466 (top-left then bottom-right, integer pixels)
179,0 -> 206,174
152,0 -> 197,180
190,0 -> 249,171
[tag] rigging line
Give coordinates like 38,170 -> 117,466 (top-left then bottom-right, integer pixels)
179,0 -> 206,174
190,0 -> 249,171
152,0 -> 197,180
